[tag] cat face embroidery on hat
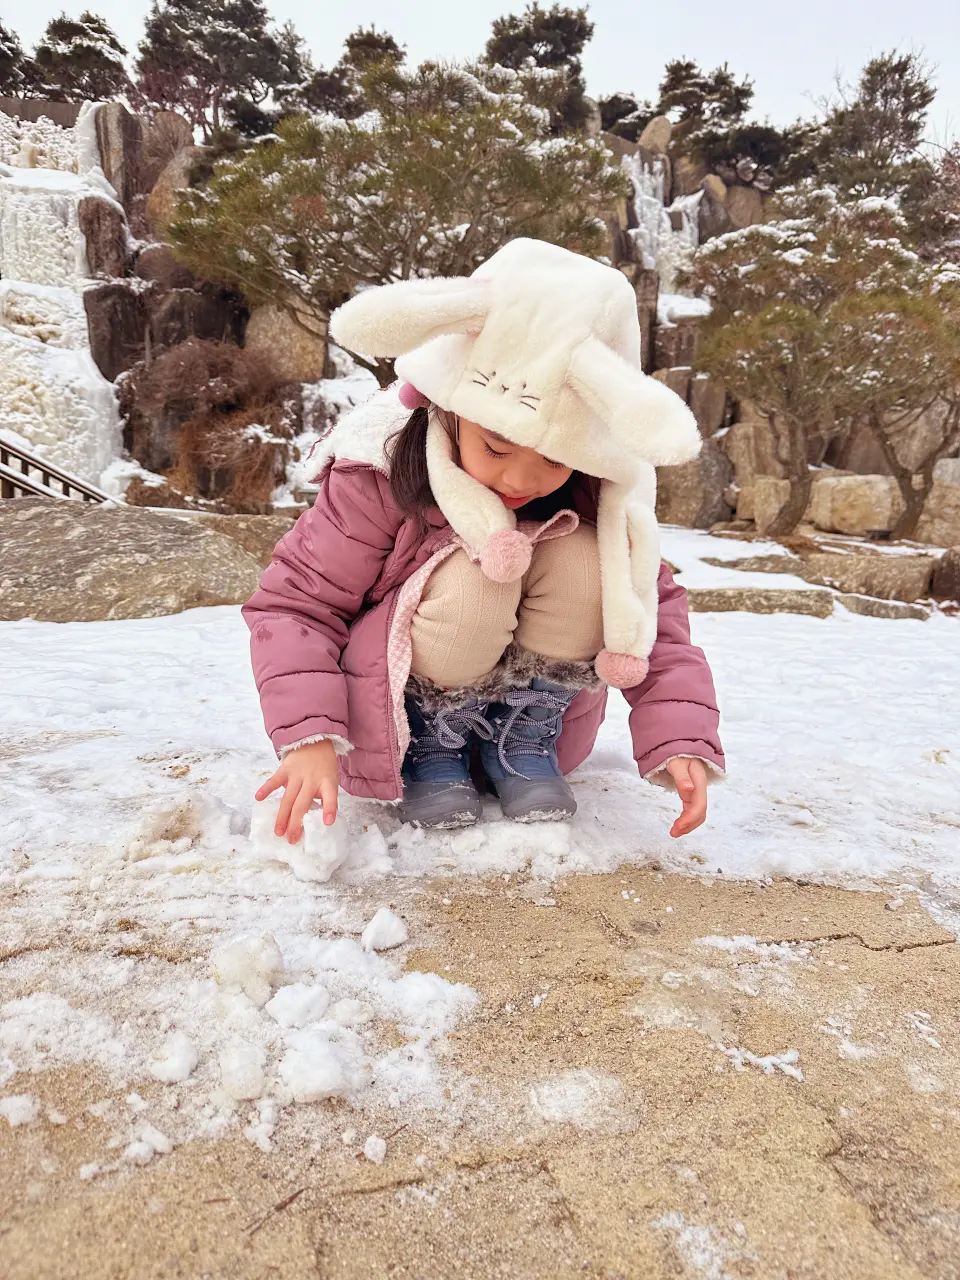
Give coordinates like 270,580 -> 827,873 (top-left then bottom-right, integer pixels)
329,239 -> 702,684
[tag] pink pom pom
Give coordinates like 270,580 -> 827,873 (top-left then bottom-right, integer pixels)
397,381 -> 429,410
480,529 -> 532,583
595,649 -> 649,689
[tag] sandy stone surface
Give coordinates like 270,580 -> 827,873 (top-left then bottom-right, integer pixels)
2,870 -> 958,1280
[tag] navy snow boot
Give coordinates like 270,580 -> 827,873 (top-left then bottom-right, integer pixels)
400,693 -> 493,829
481,679 -> 578,822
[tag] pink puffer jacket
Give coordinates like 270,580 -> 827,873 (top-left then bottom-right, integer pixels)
243,459 -> 725,801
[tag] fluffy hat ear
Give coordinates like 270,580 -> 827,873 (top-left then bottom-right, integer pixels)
567,336 -> 702,467
330,277 -> 491,359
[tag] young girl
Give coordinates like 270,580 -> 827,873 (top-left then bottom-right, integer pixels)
244,239 -> 724,843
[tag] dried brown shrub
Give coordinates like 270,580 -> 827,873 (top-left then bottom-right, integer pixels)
120,338 -> 298,512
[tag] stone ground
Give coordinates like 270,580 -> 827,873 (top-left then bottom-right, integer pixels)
2,869 -> 958,1280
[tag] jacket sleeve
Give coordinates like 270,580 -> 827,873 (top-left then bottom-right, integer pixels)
621,563 -> 725,786
242,464 -> 400,757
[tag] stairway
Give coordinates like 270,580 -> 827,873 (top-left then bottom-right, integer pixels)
0,435 -> 119,504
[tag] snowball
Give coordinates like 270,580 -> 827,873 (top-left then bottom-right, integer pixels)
219,1044 -> 266,1101
0,1094 -> 39,1127
363,1135 -> 387,1165
124,1140 -> 155,1165
341,1126 -> 358,1146
250,794 -> 351,883
137,1121 -> 173,1156
148,1031 -> 199,1083
211,934 -> 285,1007
329,998 -> 374,1028
361,908 -> 408,952
279,1032 -> 347,1102
265,983 -> 330,1029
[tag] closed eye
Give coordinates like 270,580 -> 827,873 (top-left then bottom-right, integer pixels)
483,443 -> 510,459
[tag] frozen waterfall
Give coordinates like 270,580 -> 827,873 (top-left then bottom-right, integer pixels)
0,103 -> 123,487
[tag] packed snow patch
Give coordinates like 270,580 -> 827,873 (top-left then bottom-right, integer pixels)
0,1094 -> 39,1127
528,1069 -> 627,1130
361,908 -> 409,952
250,792 -> 352,882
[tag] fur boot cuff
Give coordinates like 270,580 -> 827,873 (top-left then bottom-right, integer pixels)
502,642 -> 605,692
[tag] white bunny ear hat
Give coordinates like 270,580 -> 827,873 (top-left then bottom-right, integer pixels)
329,237 -> 701,687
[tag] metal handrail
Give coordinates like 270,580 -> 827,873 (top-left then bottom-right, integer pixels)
0,434 -> 120,504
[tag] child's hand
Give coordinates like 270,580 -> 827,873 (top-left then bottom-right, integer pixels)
665,757 -> 708,838
256,740 -> 339,843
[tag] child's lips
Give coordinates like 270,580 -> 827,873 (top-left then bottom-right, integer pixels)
498,492 -> 535,509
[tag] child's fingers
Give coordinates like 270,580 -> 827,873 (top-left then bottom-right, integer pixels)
275,779 -> 302,837
319,777 -> 339,826
286,785 -> 318,844
670,763 -> 708,838
255,770 -> 285,802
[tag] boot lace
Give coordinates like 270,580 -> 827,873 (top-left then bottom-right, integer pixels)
410,705 -> 494,764
494,688 -> 569,778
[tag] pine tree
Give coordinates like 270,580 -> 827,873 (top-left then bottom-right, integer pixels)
599,58 -> 754,150
485,3 -> 594,131
168,58 -> 627,384
293,25 -> 405,121
692,187 -> 960,535
136,0 -> 290,138
0,21 -> 36,95
32,11 -> 128,103
812,52 -> 935,197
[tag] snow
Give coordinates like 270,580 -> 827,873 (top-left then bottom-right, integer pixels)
0,545 -> 958,1159
363,1133 -> 387,1163
658,292 -> 712,327
528,1069 -> 626,1130
361,907 -> 409,952
0,1094 -> 39,1127
662,526 -> 816,592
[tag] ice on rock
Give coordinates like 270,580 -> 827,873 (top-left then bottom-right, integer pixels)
265,983 -> 330,1029
219,1043 -> 267,1101
361,907 -> 408,952
250,794 -> 351,883
363,1134 -> 387,1165
148,1031 -> 198,1083
0,1094 -> 39,1126
211,934 -> 285,1007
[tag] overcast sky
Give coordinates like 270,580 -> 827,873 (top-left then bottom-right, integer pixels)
6,0 -> 958,145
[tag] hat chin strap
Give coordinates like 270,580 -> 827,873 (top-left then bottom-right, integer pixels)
593,479 -> 660,687
425,411 -> 532,583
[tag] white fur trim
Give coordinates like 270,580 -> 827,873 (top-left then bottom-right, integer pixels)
279,733 -> 354,761
596,476 -> 660,660
309,384 -> 408,476
644,754 -> 726,790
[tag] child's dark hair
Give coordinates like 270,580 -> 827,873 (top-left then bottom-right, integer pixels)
387,403 -> 600,527
387,405 -> 436,520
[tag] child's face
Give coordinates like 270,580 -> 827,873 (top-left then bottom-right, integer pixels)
455,417 -> 573,509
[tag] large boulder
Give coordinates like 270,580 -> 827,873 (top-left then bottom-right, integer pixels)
245,304 -> 328,383
809,475 -> 905,536
723,412 -> 788,484
932,548 -> 960,600
84,281 -> 145,381
78,196 -> 128,278
825,426 -> 891,475
689,374 -> 727,436
93,102 -> 143,211
0,498 -> 263,622
653,318 -> 700,370
672,155 -> 708,199
145,145 -> 206,236
753,477 -> 794,535
656,438 -> 734,528
145,286 -> 246,350
206,512 -> 301,567
698,177 -> 734,241
915,470 -> 960,547
725,185 -> 765,230
687,586 -> 833,618
637,115 -> 672,154
651,366 -> 691,401
710,552 -> 935,602
135,242 -> 198,290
